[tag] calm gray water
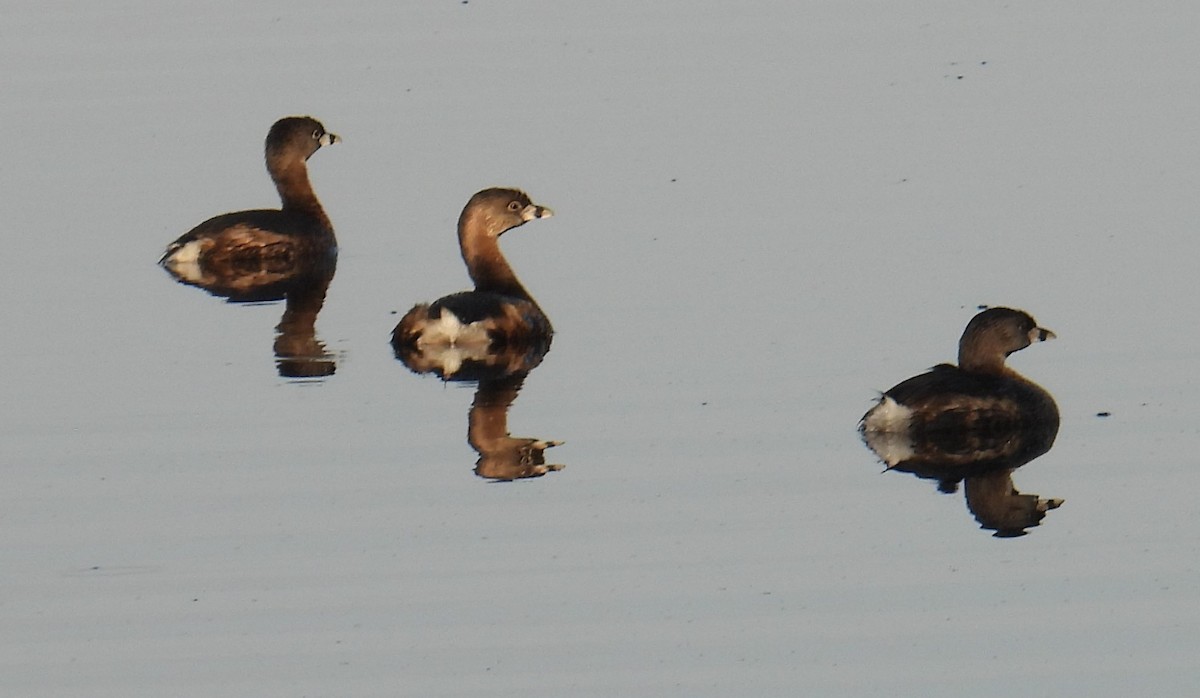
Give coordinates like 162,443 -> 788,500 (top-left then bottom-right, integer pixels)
3,2 -> 1199,696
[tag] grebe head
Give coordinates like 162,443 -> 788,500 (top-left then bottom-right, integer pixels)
266,116 -> 339,164
959,307 -> 1054,372
462,188 -> 554,238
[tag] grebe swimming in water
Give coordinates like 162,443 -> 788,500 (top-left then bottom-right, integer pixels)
160,116 -> 339,280
392,188 -> 554,353
861,307 -> 1059,441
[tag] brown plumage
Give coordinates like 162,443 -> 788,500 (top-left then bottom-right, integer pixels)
861,307 -> 1059,437
392,188 -> 554,353
860,308 -> 1063,535
160,116 -> 339,279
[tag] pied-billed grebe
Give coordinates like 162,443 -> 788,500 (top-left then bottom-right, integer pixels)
862,307 -> 1059,435
159,116 -> 339,275
392,188 -> 554,350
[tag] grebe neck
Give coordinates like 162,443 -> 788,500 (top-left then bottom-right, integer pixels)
458,207 -> 536,302
272,160 -> 331,228
957,342 -> 1010,375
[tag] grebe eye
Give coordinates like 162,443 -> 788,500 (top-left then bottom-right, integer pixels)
312,129 -> 322,139
508,201 -> 522,211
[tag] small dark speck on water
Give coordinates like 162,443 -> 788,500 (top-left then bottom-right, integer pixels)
1096,412 -> 1111,417
701,402 -> 708,406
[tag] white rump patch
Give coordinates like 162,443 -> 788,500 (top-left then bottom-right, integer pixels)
423,345 -> 473,377
161,241 -> 205,283
861,397 -> 916,467
861,396 -> 913,433
861,429 -> 916,468
417,309 -> 491,348
164,240 -> 203,265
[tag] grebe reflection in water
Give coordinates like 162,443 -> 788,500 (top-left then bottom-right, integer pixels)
866,418 -> 1063,537
161,253 -> 337,379
861,307 -> 1063,536
469,372 -> 564,481
158,116 -> 340,378
395,329 -> 562,482
392,186 -> 562,480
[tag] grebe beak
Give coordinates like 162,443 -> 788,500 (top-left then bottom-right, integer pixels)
319,132 -> 340,147
1030,327 -> 1056,342
521,203 -> 553,221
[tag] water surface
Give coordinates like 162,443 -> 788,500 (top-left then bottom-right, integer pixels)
2,2 -> 1199,696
